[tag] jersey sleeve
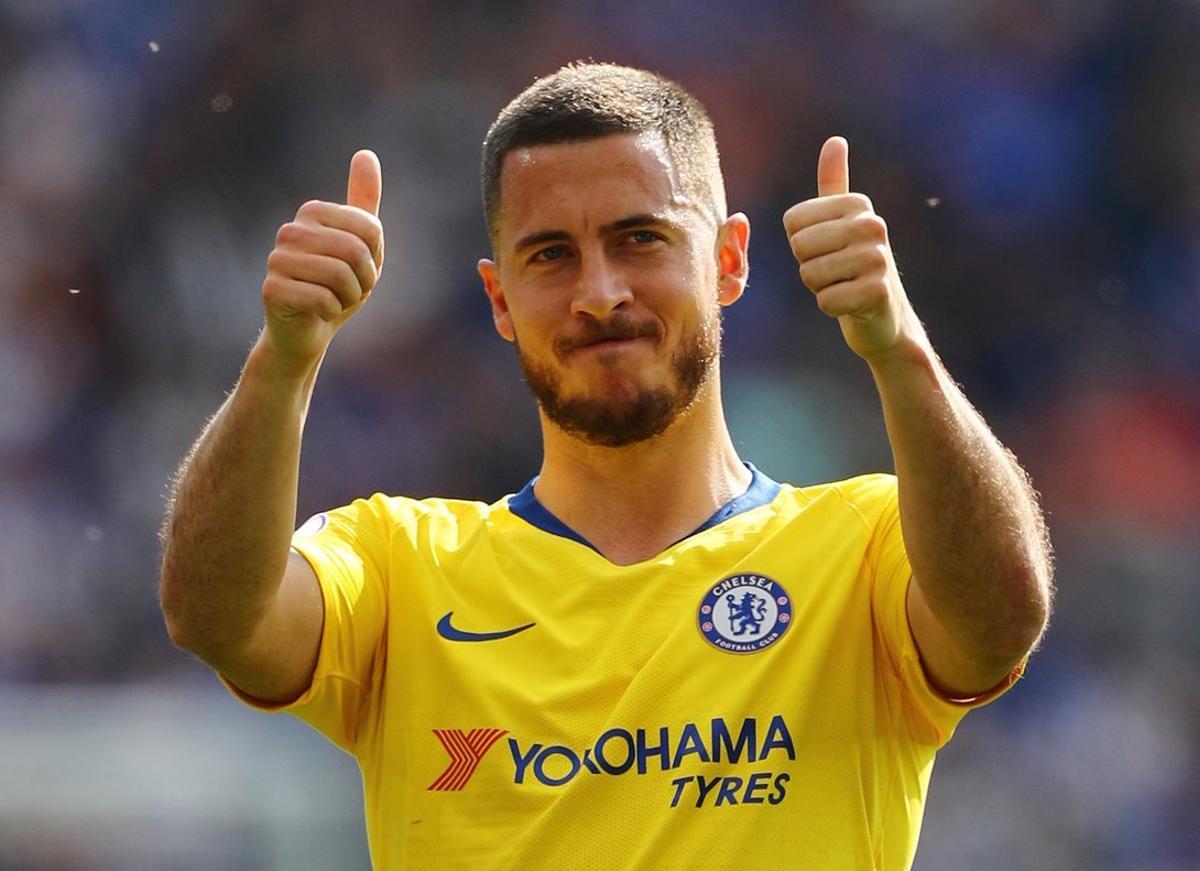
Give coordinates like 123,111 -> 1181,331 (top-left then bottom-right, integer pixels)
220,495 -> 391,753
858,475 -> 1025,747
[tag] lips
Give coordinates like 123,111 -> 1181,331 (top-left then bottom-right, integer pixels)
558,323 -> 660,356
575,337 -> 645,352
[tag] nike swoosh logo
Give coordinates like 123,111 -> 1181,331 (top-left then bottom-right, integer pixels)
436,611 -> 536,642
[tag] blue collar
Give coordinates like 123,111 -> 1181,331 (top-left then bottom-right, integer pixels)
507,463 -> 782,555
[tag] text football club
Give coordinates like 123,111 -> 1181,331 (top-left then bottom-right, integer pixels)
698,573 -> 793,653
430,715 -> 795,808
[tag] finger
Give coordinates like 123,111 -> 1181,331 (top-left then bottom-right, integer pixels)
797,246 -> 887,294
263,277 -> 344,323
346,149 -> 382,216
782,193 -> 871,236
812,276 -> 889,319
276,221 -> 378,296
267,250 -> 364,310
817,136 -> 850,198
296,200 -> 384,269
787,220 -> 853,263
788,211 -> 889,265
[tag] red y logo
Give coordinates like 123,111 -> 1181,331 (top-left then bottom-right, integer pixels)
427,729 -> 508,791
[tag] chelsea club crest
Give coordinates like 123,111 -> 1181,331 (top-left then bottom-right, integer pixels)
698,574 -> 793,654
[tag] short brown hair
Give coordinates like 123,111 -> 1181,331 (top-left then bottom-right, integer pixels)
481,62 -> 727,247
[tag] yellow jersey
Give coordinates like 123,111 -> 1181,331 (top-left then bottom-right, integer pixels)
223,467 -> 1020,870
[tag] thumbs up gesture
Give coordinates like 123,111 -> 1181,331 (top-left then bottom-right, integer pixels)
782,137 -> 920,362
261,150 -> 385,369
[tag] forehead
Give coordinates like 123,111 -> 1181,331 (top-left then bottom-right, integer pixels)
494,133 -> 700,249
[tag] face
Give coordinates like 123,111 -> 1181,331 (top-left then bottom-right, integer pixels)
478,132 -> 749,447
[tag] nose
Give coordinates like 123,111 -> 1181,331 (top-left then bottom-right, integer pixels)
569,250 -> 633,320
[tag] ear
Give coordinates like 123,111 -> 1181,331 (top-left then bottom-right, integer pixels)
715,213 -> 750,307
478,258 -> 515,342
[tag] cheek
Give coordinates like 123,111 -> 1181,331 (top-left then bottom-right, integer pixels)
662,256 -> 718,314
503,291 -> 560,347
667,241 -> 718,293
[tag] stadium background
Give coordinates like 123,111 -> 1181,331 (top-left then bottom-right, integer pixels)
1,0 -> 1197,868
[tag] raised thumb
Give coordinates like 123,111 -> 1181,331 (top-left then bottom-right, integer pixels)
346,149 -> 382,215
817,136 -> 850,197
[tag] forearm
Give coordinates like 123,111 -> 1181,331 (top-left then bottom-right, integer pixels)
160,334 -> 320,658
784,137 -> 1051,686
869,336 -> 1052,663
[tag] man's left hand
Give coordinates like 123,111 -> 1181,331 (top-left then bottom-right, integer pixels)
782,136 -> 922,362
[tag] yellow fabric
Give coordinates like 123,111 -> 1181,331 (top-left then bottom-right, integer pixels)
223,473 -> 1021,870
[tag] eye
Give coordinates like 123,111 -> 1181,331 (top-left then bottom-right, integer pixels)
531,245 -> 569,263
629,229 -> 663,244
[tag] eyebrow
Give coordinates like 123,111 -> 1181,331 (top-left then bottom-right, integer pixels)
511,213 -> 684,254
512,229 -> 571,254
606,213 -> 682,234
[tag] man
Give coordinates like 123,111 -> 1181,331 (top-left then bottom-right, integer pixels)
160,63 -> 1052,869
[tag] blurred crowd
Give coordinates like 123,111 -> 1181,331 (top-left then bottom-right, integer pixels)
1,0 -> 1197,867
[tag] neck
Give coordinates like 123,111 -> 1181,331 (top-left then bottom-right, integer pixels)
533,377 -> 750,565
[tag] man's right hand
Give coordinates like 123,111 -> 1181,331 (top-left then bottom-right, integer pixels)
261,149 -> 385,370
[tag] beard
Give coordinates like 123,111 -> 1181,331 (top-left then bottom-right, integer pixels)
515,309 -> 722,448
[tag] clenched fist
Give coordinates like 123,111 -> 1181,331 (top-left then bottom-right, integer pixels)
782,137 -> 923,362
261,149 -> 385,368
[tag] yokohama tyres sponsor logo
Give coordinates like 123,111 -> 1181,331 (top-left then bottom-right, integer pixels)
427,728 -> 508,791
428,715 -> 796,809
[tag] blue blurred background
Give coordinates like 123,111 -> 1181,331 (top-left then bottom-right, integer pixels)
1,1 -> 1198,868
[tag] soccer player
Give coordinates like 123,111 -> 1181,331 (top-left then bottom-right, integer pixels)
160,63 -> 1053,869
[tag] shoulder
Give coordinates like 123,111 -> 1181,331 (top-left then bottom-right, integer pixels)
339,490 -> 522,544
736,473 -> 899,553
340,490 -> 500,526
773,473 -> 898,520
821,472 -> 898,509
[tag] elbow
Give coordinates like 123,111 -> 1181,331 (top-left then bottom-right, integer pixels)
160,589 -> 227,665
162,606 -> 195,653
159,561 -> 215,657
158,563 -> 258,666
1024,549 -> 1055,642
1016,503 -> 1056,654
1004,602 -> 1049,665
159,571 -> 197,653
994,560 -> 1054,663
158,545 -> 210,656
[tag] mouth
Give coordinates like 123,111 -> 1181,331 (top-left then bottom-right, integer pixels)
570,336 -> 653,355
564,335 -> 652,359
554,318 -> 662,360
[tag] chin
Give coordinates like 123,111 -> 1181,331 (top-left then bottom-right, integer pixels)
517,329 -> 716,447
543,384 -> 682,447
